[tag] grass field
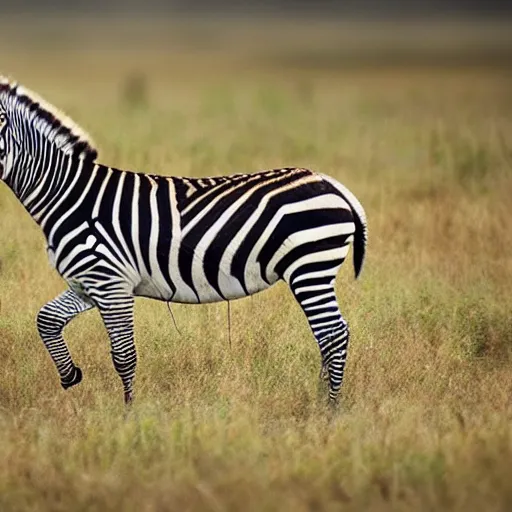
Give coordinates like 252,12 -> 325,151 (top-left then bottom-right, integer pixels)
0,17 -> 512,511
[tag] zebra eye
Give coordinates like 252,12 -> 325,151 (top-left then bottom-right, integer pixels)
0,113 -> 6,127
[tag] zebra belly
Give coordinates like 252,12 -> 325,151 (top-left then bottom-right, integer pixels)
134,264 -> 277,304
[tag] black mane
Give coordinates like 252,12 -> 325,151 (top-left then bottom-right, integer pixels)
0,78 -> 98,161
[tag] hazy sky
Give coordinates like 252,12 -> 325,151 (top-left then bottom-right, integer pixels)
1,0 -> 511,17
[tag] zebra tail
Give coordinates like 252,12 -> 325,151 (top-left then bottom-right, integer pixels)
351,203 -> 367,279
318,173 -> 368,279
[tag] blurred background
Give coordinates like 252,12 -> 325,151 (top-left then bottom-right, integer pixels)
1,0 -> 511,142
1,0 -> 511,76
2,0 -> 512,17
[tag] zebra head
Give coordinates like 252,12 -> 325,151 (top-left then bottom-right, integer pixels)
0,76 -> 98,184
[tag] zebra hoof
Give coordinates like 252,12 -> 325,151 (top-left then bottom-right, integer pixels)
61,366 -> 83,390
327,399 -> 340,415
124,390 -> 134,405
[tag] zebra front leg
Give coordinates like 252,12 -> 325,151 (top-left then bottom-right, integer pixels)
36,289 -> 94,390
92,292 -> 137,405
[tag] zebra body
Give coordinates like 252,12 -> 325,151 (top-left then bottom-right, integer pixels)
47,167 -> 359,304
0,78 -> 367,404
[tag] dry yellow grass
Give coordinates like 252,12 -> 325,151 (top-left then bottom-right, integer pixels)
0,18 -> 511,512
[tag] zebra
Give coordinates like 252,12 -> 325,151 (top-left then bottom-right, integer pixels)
0,77 -> 368,405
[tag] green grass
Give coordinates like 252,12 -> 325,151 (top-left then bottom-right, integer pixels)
0,18 -> 512,511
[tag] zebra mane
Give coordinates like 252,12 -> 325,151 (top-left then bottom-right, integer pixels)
0,76 -> 98,161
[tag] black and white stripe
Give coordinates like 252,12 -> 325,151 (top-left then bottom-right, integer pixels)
0,78 -> 368,404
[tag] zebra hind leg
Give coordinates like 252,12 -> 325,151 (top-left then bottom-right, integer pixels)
289,274 -> 350,404
36,289 -> 95,390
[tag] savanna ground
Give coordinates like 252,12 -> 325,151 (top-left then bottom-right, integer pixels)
0,17 -> 512,511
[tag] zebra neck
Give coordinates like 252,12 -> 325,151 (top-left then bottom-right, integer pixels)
12,147 -> 88,225
6,141 -> 67,203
